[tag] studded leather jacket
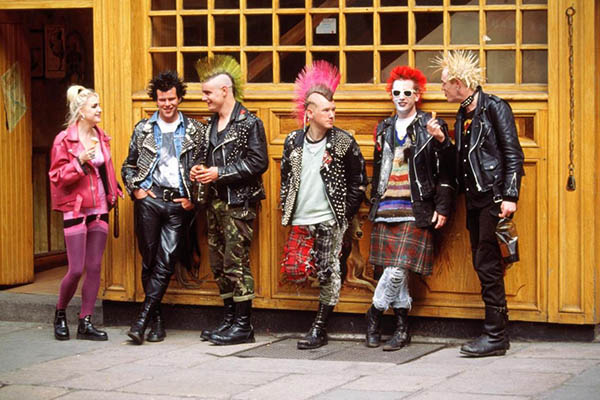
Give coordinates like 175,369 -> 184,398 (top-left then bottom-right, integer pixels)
194,102 -> 269,206
455,87 -> 525,201
121,113 -> 205,199
370,110 -> 456,228
280,126 -> 367,227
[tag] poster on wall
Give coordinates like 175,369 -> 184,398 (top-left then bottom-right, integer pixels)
1,62 -> 28,132
45,25 -> 65,79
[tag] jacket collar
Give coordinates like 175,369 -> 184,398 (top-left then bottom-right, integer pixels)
293,126 -> 335,148
65,123 -> 109,143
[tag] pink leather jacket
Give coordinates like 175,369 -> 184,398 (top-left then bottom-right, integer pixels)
49,124 -> 122,214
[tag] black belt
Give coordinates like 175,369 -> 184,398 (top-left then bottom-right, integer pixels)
152,185 -> 183,202
64,213 -> 109,228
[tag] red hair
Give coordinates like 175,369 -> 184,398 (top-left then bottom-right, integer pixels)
386,66 -> 427,105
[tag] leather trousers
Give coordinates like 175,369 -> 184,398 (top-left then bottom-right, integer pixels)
466,201 -> 506,307
135,196 -> 189,302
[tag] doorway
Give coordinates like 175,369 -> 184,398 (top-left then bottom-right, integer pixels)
0,8 -> 94,294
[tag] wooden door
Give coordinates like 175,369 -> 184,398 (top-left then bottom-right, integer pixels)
0,22 -> 33,285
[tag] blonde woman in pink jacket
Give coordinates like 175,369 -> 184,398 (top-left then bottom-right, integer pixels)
49,85 -> 122,341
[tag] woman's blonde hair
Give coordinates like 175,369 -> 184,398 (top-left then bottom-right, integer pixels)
65,85 -> 98,127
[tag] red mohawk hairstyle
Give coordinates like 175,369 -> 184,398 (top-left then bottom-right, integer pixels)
386,66 -> 427,105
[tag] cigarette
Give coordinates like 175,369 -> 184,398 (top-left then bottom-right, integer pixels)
431,111 -> 437,120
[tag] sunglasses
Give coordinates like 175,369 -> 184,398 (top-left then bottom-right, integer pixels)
392,89 -> 416,97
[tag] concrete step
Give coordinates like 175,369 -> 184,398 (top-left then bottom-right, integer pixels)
0,292 -> 103,326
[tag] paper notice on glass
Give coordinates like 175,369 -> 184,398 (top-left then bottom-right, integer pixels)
1,62 -> 27,132
316,18 -> 337,34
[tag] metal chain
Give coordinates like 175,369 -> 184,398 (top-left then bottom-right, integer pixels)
566,6 -> 576,191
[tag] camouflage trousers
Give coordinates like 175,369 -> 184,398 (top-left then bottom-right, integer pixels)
305,218 -> 347,306
207,199 -> 256,302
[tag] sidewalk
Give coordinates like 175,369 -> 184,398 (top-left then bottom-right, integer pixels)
0,321 -> 598,400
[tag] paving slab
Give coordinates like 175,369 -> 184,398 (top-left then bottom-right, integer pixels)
409,392 -> 530,400
513,342 -> 600,360
312,388 -> 410,400
232,373 -> 358,400
340,373 -> 445,393
0,384 -> 69,400
538,384 -> 600,400
433,369 -> 571,396
485,356 -> 598,374
49,370 -> 146,391
56,390 -> 204,400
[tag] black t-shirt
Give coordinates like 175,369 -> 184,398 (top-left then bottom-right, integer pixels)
459,110 -> 493,209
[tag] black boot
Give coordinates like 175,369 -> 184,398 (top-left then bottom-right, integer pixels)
460,305 -> 509,357
77,315 -> 108,341
383,308 -> 410,351
201,298 -> 235,341
297,303 -> 334,350
146,305 -> 166,342
54,309 -> 69,341
127,298 -> 155,345
208,300 -> 255,345
365,305 -> 384,348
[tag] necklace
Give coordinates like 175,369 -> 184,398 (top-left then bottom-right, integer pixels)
461,92 -> 476,109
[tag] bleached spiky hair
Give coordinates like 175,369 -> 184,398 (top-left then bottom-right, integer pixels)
432,50 -> 484,90
195,55 -> 244,102
293,60 -> 341,127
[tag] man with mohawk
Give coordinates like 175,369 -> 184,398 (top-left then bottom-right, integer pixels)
280,61 -> 367,350
365,66 -> 455,351
190,55 -> 268,345
433,50 -> 524,357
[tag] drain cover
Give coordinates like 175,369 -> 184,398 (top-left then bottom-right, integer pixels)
235,339 -> 445,364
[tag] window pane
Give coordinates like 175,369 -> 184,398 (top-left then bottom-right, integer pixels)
415,12 -> 443,45
380,13 -> 408,45
152,17 -> 176,47
183,16 -> 208,46
487,0 -> 515,4
281,0 -> 304,7
346,52 -> 373,83
381,0 -> 407,5
213,51 -> 240,64
280,14 -> 305,46
152,0 -> 175,10
183,0 -> 207,8
152,52 -> 176,76
415,51 -> 440,83
346,14 -> 372,46
280,52 -> 305,83
486,11 -> 515,44
415,0 -> 442,5
313,15 -> 339,46
451,12 -> 478,45
347,0 -> 372,6
522,11 -> 547,44
215,0 -> 239,8
380,51 -> 408,84
247,0 -> 272,7
451,0 -> 478,4
247,52 -> 273,83
312,52 -> 339,69
522,50 -> 547,84
523,0 -> 546,3
486,51 -> 514,83
247,15 -> 272,46
214,15 -> 240,46
183,52 -> 207,82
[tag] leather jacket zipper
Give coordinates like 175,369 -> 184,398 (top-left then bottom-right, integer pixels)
412,134 -> 434,199
468,123 -> 484,191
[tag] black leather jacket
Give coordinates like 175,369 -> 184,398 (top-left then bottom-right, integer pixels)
455,87 -> 525,201
280,127 -> 367,227
196,102 -> 269,206
370,111 -> 456,228
121,113 -> 205,199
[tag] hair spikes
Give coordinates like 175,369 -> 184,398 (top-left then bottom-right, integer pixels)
432,50 -> 484,90
293,60 -> 340,127
195,55 -> 244,101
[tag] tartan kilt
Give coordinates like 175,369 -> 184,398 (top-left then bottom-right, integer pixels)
368,221 -> 434,276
